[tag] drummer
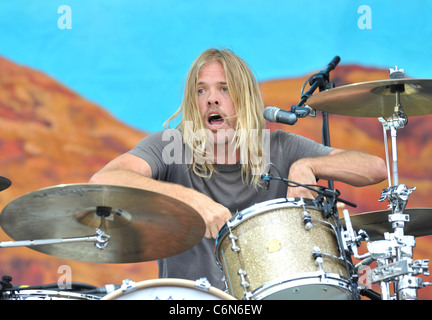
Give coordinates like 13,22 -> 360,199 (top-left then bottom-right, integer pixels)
89,48 -> 387,291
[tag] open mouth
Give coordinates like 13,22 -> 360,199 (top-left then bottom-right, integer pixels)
208,113 -> 224,124
207,113 -> 225,127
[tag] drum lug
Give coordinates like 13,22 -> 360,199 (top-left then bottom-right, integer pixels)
228,227 -> 241,252
302,209 -> 313,230
313,246 -> 324,271
237,269 -> 251,297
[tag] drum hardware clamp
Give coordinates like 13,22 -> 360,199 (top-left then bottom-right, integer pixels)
369,258 -> 430,284
366,237 -> 432,300
120,279 -> 137,294
341,209 -> 370,261
195,278 -> 212,292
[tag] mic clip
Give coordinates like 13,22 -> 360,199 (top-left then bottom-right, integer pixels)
260,172 -> 273,190
290,105 -> 313,119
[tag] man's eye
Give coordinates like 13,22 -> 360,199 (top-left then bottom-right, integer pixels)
197,88 -> 205,94
221,86 -> 229,92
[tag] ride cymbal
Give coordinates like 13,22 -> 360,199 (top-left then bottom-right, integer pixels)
0,184 -> 205,263
307,79 -> 432,117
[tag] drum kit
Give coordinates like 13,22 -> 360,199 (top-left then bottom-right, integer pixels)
0,67 -> 431,300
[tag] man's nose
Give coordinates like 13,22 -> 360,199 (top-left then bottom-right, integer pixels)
207,92 -> 220,106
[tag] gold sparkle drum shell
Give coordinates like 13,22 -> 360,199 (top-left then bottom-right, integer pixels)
215,198 -> 357,300
101,278 -> 236,300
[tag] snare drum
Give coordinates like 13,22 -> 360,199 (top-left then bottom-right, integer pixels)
215,198 -> 357,300
101,278 -> 236,300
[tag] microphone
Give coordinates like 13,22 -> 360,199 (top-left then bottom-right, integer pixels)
325,56 -> 340,74
263,106 -> 297,125
263,106 -> 311,125
264,56 -> 340,126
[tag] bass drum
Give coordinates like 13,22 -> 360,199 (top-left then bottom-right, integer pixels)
215,198 -> 358,300
101,278 -> 236,300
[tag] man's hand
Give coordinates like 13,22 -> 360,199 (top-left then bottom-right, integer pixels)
190,195 -> 232,239
287,158 -> 318,199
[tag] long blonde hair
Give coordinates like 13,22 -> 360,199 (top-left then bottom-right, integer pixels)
164,48 -> 267,186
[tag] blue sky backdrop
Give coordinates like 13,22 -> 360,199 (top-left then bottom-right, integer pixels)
1,0 -> 431,132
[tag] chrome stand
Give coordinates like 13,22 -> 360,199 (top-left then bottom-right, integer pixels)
342,67 -> 431,300
0,228 -> 110,250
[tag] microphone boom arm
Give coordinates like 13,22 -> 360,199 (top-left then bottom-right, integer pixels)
297,55 -> 340,107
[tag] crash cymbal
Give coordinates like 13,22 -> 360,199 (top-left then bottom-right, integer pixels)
0,184 -> 205,263
307,79 -> 432,117
340,208 -> 432,241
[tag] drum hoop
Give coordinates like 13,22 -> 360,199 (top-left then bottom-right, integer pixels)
5,289 -> 100,300
250,272 -> 357,300
237,197 -> 318,218
101,279 -> 235,300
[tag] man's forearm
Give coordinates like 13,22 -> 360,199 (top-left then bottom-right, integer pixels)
304,149 -> 387,187
89,168 -> 197,205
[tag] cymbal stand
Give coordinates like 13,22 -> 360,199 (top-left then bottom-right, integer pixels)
0,228 -> 110,250
365,68 -> 431,299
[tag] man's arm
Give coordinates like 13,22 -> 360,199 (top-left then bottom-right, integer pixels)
89,153 -> 231,239
287,148 -> 387,199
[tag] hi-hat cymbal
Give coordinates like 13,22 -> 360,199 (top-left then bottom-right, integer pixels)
340,208 -> 432,241
0,184 -> 205,263
307,79 -> 432,117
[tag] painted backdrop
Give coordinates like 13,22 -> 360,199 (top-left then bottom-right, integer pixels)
0,0 -> 431,300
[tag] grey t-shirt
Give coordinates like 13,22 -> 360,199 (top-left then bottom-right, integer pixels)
128,129 -> 333,290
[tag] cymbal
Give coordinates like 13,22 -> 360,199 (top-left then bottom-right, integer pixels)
307,79 -> 432,117
340,208 -> 432,241
0,184 -> 205,263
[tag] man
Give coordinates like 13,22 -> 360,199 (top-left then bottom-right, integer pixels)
89,48 -> 387,290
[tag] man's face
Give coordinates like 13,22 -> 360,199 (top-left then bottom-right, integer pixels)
197,61 -> 237,145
